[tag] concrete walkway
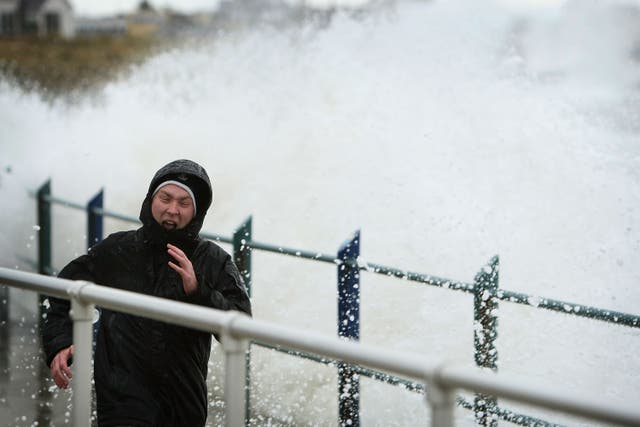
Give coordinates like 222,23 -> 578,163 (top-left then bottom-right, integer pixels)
0,316 -> 75,427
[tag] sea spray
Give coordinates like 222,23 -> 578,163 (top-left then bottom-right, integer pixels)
1,0 -> 639,425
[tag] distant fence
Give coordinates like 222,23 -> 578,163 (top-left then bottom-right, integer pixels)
26,179 -> 640,426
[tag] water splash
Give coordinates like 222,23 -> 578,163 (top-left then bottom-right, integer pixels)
1,0 -> 639,425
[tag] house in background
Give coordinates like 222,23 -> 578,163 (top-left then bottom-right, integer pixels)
0,0 -> 75,38
75,15 -> 126,37
126,0 -> 164,38
0,0 -> 19,34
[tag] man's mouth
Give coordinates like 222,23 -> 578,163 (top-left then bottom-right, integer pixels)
162,220 -> 177,230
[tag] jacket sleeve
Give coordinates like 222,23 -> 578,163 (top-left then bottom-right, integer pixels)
186,254 -> 252,317
41,253 -> 97,367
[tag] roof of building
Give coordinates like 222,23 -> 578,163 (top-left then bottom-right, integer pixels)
19,0 -> 72,15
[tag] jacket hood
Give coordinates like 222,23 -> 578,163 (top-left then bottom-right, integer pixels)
139,159 -> 213,240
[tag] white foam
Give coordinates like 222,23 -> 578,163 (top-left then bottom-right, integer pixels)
1,0 -> 639,424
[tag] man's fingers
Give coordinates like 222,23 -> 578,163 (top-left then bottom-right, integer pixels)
51,346 -> 74,389
60,347 -> 73,379
167,244 -> 183,255
167,249 -> 182,263
53,370 -> 68,389
62,361 -> 73,380
166,245 -> 197,294
167,246 -> 187,265
168,261 -> 183,274
51,361 -> 68,388
167,244 -> 191,264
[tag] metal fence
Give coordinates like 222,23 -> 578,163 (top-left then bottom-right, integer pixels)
2,267 -> 640,427
27,180 -> 640,426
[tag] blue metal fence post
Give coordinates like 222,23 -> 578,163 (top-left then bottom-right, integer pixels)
87,189 -> 104,346
87,189 -> 104,249
233,216 -> 252,426
337,230 -> 361,427
473,255 -> 500,427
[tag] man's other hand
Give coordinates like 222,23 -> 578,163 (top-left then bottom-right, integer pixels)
167,243 -> 198,295
50,345 -> 74,389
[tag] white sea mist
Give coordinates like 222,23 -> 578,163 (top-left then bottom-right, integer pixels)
1,0 -> 639,424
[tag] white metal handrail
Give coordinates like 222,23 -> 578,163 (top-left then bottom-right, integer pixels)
1,267 -> 639,427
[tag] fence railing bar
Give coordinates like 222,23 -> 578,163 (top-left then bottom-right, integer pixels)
494,406 -> 563,427
247,240 -> 337,264
91,207 -> 140,224
2,268 -> 69,299
351,257 -> 640,330
43,194 -> 85,210
497,290 -> 640,328
255,341 -> 338,365
456,396 -> 474,410
363,261 -> 476,293
357,261 -> 640,329
449,395 -> 555,427
201,232 -> 234,245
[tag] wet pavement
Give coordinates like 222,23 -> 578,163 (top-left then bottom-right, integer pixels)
0,316 -> 75,427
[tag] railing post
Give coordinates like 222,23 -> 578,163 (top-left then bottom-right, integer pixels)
87,189 -> 104,249
473,255 -> 499,427
233,216 -> 252,426
37,180 -> 52,335
337,230 -> 361,427
427,380 -> 455,427
233,216 -> 252,296
37,180 -> 52,276
69,288 -> 95,427
0,283 -> 7,326
221,332 -> 249,427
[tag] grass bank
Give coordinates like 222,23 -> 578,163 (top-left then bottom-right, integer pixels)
0,35 -> 164,99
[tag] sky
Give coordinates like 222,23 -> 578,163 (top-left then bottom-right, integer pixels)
70,0 -> 568,17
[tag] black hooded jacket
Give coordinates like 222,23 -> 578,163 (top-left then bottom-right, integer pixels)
42,159 -> 252,427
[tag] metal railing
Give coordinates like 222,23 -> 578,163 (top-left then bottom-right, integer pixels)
28,180 -> 640,427
2,267 -> 640,427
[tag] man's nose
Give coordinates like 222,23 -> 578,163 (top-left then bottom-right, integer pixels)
166,202 -> 179,215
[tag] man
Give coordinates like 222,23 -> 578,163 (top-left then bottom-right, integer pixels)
42,159 -> 252,427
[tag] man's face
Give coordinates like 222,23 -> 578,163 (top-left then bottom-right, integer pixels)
151,184 -> 195,231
